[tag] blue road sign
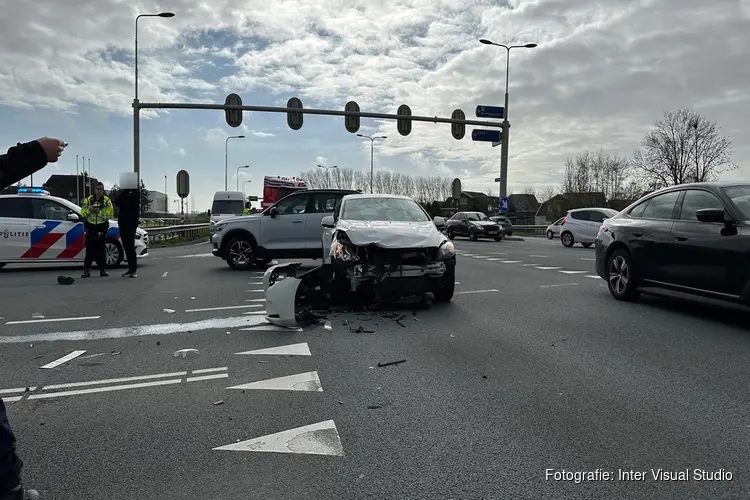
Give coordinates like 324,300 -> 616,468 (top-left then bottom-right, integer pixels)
476,105 -> 505,119
471,129 -> 501,142
499,196 -> 511,213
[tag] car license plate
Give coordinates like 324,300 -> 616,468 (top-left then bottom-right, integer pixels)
488,231 -> 497,235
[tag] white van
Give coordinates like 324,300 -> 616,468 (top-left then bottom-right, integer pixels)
210,191 -> 245,237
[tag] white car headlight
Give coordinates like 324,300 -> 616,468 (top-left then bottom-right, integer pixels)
436,240 -> 455,260
214,222 -> 227,233
333,237 -> 360,262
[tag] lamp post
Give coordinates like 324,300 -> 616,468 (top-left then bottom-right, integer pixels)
479,39 -> 537,199
225,135 -> 245,190
236,165 -> 250,190
316,164 -> 338,188
134,12 -> 175,191
356,134 -> 386,193
690,119 -> 699,182
164,175 -> 168,213
242,180 -> 252,199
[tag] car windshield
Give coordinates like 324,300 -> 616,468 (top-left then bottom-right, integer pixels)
722,185 -> 750,219
341,197 -> 430,222
212,200 -> 244,215
466,212 -> 489,221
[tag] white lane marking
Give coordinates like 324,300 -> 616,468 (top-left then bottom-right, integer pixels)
246,290 -> 264,293
0,387 -> 36,395
243,311 -> 267,315
162,272 -> 169,278
2,396 -> 22,403
244,299 -> 266,303
28,379 -> 182,400
235,342 -> 311,356
536,266 -> 562,270
486,258 -> 502,261
44,371 -> 188,390
185,305 -> 264,313
40,350 -> 87,369
499,260 -> 522,263
455,289 -> 500,295
213,420 -> 344,456
559,270 -> 587,274
187,373 -> 229,383
193,367 -> 228,374
522,263 -> 538,267
490,252 -> 506,255
173,253 -> 213,259
248,282 -> 264,285
581,257 -> 596,261
529,255 -> 548,258
226,371 -> 322,392
6,316 -> 100,325
586,275 -> 601,279
0,316 -> 267,344
539,283 -> 580,288
240,325 -> 302,332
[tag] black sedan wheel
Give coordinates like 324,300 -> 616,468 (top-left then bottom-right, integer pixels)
606,249 -> 640,301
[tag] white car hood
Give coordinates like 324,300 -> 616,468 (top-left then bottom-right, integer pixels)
336,219 -> 445,249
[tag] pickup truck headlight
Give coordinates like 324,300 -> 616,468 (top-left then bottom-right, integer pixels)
436,240 -> 455,260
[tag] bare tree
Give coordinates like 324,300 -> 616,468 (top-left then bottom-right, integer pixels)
353,170 -> 367,191
339,168 -> 355,190
560,149 -> 640,200
402,175 -> 415,198
537,187 -> 556,203
631,109 -> 735,189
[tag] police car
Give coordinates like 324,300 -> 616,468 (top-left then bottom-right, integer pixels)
0,188 -> 148,269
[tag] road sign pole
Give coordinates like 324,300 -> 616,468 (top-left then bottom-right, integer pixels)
499,88 -> 510,199
133,98 -> 141,196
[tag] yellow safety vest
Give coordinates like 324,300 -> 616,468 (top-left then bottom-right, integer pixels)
243,208 -> 251,215
81,195 -> 114,225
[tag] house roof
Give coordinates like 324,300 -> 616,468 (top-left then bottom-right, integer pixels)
508,193 -> 540,211
44,174 -> 100,199
461,191 -> 488,199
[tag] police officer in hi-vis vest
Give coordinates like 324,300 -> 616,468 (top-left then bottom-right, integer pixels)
80,181 -> 114,277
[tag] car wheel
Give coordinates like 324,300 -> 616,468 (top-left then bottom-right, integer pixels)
469,229 -> 478,241
561,231 -> 574,248
606,249 -> 640,301
105,238 -> 124,268
447,228 -> 455,240
226,237 -> 256,271
582,242 -> 592,248
433,261 -> 455,302
546,230 -> 554,239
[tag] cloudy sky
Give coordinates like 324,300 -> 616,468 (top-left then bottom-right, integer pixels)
1,0 -> 748,212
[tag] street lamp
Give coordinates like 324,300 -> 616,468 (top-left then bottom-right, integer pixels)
356,134 -> 386,193
164,175 -> 168,213
478,39 -> 537,199
134,12 -> 175,191
225,135 -> 245,190
317,163 -> 338,187
236,165 -> 250,190
242,180 -> 252,198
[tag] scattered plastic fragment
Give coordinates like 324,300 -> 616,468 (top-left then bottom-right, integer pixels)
450,334 -> 454,338
367,404 -> 383,410
31,313 -> 44,319
111,351 -> 121,356
163,308 -> 176,314
173,348 -> 199,358
350,326 -> 375,334
395,320 -> 406,328
190,297 -> 196,300
324,321 -> 332,330
213,400 -> 224,406
377,359 -> 406,367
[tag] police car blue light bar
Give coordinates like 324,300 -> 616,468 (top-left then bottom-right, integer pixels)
17,187 -> 50,194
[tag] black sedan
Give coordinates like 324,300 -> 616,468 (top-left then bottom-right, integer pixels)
445,211 -> 503,241
594,182 -> 750,305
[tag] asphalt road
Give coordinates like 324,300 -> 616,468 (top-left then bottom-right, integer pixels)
0,237 -> 748,500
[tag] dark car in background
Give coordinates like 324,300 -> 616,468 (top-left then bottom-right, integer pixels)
445,211 -> 503,241
594,182 -> 750,305
490,215 -> 513,236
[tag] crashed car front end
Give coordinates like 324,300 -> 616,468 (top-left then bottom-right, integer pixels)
329,229 -> 455,299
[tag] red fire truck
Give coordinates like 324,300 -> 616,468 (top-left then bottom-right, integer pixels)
261,176 -> 307,210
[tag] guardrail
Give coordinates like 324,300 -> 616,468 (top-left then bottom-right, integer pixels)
512,225 -> 548,235
144,223 -> 210,242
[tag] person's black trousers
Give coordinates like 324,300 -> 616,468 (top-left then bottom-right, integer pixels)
84,223 -> 108,271
120,225 -> 137,273
0,399 -> 22,496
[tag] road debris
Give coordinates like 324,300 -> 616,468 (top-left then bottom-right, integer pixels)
324,321 -> 332,330
377,359 -> 406,368
213,400 -> 224,406
111,351 -> 121,356
349,326 -> 375,334
31,312 -> 44,319
57,276 -> 75,285
367,404 -> 383,410
173,348 -> 199,358
163,308 -> 176,314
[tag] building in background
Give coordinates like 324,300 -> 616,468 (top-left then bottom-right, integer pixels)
147,190 -> 167,212
42,174 -> 100,205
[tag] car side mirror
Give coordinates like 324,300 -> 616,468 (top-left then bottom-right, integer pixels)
67,213 -> 80,222
696,208 -> 727,224
433,216 -> 446,228
321,215 -> 335,228
267,206 -> 279,217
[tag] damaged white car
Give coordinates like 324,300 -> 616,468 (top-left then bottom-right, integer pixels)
322,194 -> 456,302
261,194 -> 456,327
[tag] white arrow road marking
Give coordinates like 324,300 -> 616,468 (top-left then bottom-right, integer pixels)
226,371 -> 322,392
40,350 -> 86,369
235,342 -> 311,356
213,420 -> 344,456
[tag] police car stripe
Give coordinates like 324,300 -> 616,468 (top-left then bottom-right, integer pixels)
22,231 -> 65,259
57,224 -> 86,259
30,221 -> 61,246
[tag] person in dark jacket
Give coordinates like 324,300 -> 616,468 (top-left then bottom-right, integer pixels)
115,187 -> 140,277
0,138 -> 62,500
